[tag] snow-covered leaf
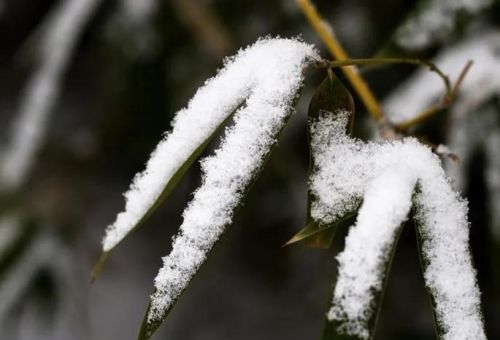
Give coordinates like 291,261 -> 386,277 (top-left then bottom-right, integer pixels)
103,38 -> 320,339
100,39 -> 317,263
309,111 -> 485,340
92,110 -> 235,279
286,72 -> 355,249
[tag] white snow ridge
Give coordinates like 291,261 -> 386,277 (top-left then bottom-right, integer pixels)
309,111 -> 485,340
98,37 -> 318,322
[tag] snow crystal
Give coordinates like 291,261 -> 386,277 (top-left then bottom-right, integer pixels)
146,38 -> 317,323
102,38 -> 318,253
0,0 -> 102,190
310,111 -> 485,340
384,29 -> 500,124
396,0 -> 492,50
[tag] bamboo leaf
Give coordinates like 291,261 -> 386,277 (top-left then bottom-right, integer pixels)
321,222 -> 404,340
92,111 -> 235,279
414,217 -> 444,339
137,114 -> 296,340
284,211 -> 357,249
136,82 -> 309,340
288,71 -> 356,250
284,221 -> 335,248
308,70 -> 355,127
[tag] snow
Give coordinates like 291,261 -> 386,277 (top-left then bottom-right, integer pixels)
384,29 -> 500,124
0,0 -> 102,191
0,214 -> 21,259
146,38 -> 317,323
110,0 -> 158,58
395,0 -> 492,50
383,30 -> 500,246
102,38 -> 318,253
485,127 -> 500,240
0,231 -> 72,320
310,111 -> 485,339
328,169 -> 415,339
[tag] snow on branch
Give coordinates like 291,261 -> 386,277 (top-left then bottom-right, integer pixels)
0,0 -> 102,191
102,38 -> 317,254
395,0 -> 492,50
310,111 -> 485,340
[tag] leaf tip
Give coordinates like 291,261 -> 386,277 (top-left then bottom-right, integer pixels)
90,251 -> 109,283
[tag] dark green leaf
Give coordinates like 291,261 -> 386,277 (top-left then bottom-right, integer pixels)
308,70 -> 355,131
289,71 -> 355,249
284,211 -> 357,249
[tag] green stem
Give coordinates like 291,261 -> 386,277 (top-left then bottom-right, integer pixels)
325,58 -> 451,94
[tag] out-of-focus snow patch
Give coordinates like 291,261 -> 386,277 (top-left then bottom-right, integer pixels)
0,231 -> 73,322
396,0 -> 492,50
0,214 -> 21,259
0,0 -> 102,191
485,127 -> 500,240
107,0 -> 159,59
384,29 -> 500,124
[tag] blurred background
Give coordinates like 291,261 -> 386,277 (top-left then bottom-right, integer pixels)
0,0 -> 499,339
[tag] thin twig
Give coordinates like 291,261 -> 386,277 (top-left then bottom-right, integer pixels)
324,58 -> 451,93
395,61 -> 473,131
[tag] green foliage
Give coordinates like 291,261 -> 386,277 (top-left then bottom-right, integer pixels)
285,72 -> 355,249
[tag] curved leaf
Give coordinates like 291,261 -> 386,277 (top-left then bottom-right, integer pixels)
135,38 -> 318,339
285,71 -> 355,249
284,211 -> 357,248
92,111 -> 235,280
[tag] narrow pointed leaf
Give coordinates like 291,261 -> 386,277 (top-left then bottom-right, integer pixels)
284,221 -> 335,248
93,112 -> 235,278
307,70 -> 355,127
412,180 -> 486,340
284,211 -> 357,249
322,171 -> 416,340
292,71 -> 355,249
138,108 -> 298,340
136,39 -> 318,339
321,223 -> 403,340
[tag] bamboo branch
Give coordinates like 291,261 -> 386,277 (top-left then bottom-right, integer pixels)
395,60 -> 473,130
323,58 -> 451,93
